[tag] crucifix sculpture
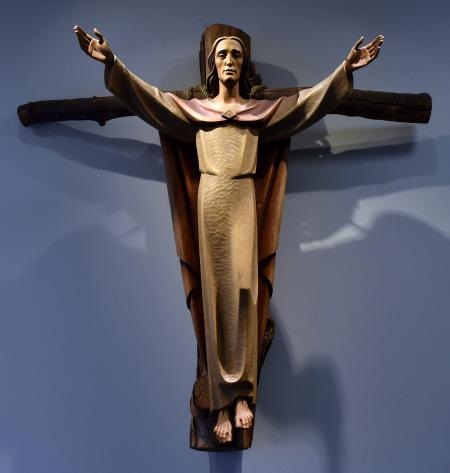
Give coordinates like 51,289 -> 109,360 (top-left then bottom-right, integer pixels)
17,23 -> 431,451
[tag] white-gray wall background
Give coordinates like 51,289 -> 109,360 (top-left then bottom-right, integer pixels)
1,1 -> 449,472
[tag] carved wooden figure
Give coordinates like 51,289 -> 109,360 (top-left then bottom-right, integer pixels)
18,24 -> 431,451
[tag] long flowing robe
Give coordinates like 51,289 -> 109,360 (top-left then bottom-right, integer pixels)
105,58 -> 352,410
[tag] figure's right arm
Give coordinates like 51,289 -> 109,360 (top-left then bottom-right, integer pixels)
73,26 -> 195,143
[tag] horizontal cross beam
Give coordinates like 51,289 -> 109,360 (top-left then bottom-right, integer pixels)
17,88 -> 431,128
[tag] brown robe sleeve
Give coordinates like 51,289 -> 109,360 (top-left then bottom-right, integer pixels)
104,57 -> 195,143
261,63 -> 353,143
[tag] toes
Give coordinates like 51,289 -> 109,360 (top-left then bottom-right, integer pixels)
236,413 -> 253,429
214,421 -> 232,443
236,417 -> 246,428
221,430 -> 230,443
218,430 -> 231,442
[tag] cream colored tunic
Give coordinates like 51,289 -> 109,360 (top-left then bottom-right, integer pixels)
105,58 -> 352,410
197,126 -> 260,408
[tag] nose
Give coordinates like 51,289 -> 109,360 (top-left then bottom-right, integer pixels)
225,54 -> 234,66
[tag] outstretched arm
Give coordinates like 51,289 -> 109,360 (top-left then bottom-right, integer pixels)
73,26 -> 195,143
344,35 -> 384,72
261,35 -> 384,142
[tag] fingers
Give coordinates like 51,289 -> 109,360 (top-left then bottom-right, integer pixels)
372,44 -> 382,61
88,39 -> 95,55
375,34 -> 384,45
73,25 -> 108,53
77,34 -> 90,53
352,36 -> 364,50
73,25 -> 90,39
93,27 -> 105,45
366,35 -> 384,60
73,25 -> 93,44
367,35 -> 384,51
73,25 -> 92,52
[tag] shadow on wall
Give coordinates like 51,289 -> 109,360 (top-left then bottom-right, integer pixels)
259,314 -> 344,473
285,132 -> 444,252
0,223 -> 201,473
258,210 -> 450,471
16,121 -> 167,184
288,129 -> 439,193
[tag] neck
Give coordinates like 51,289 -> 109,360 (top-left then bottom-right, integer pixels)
214,81 -> 246,105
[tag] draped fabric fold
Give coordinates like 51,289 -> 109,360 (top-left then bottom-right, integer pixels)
159,132 -> 290,409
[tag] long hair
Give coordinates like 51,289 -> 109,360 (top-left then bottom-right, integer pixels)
205,36 -> 253,99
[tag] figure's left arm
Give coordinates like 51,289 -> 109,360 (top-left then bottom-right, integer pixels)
261,35 -> 384,143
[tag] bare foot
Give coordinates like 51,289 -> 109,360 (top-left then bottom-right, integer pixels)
235,399 -> 253,428
213,408 -> 232,443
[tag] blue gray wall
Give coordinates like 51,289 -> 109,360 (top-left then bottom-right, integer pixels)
1,1 -> 449,472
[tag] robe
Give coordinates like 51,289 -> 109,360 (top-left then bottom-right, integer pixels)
105,58 -> 352,411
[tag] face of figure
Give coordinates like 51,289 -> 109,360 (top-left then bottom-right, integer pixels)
214,38 -> 243,88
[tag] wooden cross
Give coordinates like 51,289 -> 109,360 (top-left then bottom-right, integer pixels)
17,23 -> 432,452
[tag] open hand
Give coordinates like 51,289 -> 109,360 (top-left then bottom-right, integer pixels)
345,35 -> 384,71
73,25 -> 114,66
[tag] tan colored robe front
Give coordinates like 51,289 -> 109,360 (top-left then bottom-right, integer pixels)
105,58 -> 352,410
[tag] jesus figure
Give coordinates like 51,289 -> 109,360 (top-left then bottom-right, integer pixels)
74,25 -> 383,444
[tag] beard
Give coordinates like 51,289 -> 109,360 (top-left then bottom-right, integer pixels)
221,76 -> 239,89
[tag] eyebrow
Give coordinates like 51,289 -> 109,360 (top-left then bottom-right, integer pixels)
216,48 -> 242,55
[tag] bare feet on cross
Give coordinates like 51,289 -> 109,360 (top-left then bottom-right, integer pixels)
213,399 -> 253,443
235,398 -> 253,429
214,408 -> 233,443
